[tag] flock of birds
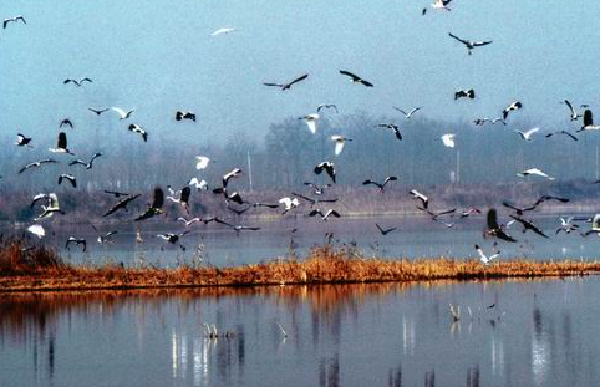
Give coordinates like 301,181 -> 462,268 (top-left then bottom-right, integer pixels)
4,3 -> 600,266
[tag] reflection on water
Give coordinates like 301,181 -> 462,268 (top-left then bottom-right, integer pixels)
2,278 -> 600,386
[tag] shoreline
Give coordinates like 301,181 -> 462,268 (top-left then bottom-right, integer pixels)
2,246 -> 599,292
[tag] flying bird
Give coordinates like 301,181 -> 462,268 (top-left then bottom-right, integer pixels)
314,162 -> 336,183
556,217 -> 579,235
49,132 -> 74,155
300,113 -> 320,134
210,28 -> 236,36
167,186 -> 191,213
485,208 -> 517,242
27,224 -> 45,239
157,230 -> 190,250
87,107 -> 110,116
339,70 -> 373,87
475,243 -> 500,265
441,133 -> 456,148
19,159 -> 58,174
128,124 -> 148,142
377,123 -> 402,140
176,217 -> 202,227
309,208 -> 341,221
376,224 -> 396,235
3,16 -> 26,29
263,73 -> 309,91
317,104 -> 338,113
514,127 -> 539,141
34,193 -> 64,220
103,194 -> 142,217
562,100 -> 581,121
58,173 -> 77,188
188,178 -> 208,191
545,131 -> 578,141
291,192 -> 338,206
362,176 -> 397,192
410,189 -> 428,209
503,101 -> 522,120
509,215 -> 549,238
502,201 -> 540,216
431,0 -> 452,11
69,153 -> 102,169
15,133 -> 32,147
60,118 -> 73,128
63,77 -> 92,87
448,33 -> 492,55
176,111 -> 196,122
214,218 -> 260,234
330,136 -> 352,155
304,182 -> 332,195
134,187 -> 164,221
393,106 -> 421,118
454,89 -> 475,100
66,237 -> 87,252
111,107 -> 135,120
195,156 -> 210,169
30,193 -> 57,209
222,168 -> 242,188
517,168 -> 554,180
279,197 -> 300,214
577,109 -> 600,132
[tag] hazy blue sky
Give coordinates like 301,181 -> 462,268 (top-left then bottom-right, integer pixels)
2,0 -> 600,147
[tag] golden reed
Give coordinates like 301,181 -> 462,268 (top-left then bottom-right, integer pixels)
1,244 -> 600,291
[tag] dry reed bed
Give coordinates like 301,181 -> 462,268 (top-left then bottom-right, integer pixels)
1,244 -> 599,291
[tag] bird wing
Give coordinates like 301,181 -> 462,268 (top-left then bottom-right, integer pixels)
339,70 -> 360,81
326,209 -> 341,218
289,73 -> 309,86
334,141 -> 344,155
360,79 -> 373,87
291,192 -> 314,203
384,176 -> 398,185
152,187 -> 164,209
475,245 -> 486,261
524,127 -> 539,137
263,82 -> 284,88
563,100 -> 575,115
111,107 -> 127,118
472,40 -> 492,46
448,32 -> 468,45
392,107 -> 407,115
306,120 -> 317,134
68,159 -> 86,167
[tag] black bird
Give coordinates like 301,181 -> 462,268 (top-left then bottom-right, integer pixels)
134,187 -> 164,221
535,195 -> 569,205
448,33 -> 492,55
3,16 -> 26,29
19,158 -> 58,174
128,124 -> 148,142
316,104 -> 339,113
502,201 -> 540,216
69,153 -> 102,169
485,208 -> 517,242
377,123 -> 403,140
60,118 -> 73,128
66,237 -> 87,252
291,192 -> 338,206
376,224 -> 396,235
87,107 -> 110,116
49,132 -> 74,155
104,190 -> 130,198
545,131 -> 578,141
304,182 -> 332,195
424,208 -> 456,220
339,70 -> 373,87
503,101 -> 523,120
103,194 -> 141,217
58,173 -> 77,188
309,209 -> 341,221
63,77 -> 92,87
175,111 -> 196,122
263,73 -> 309,90
15,133 -> 32,147
314,162 -> 336,183
214,218 -> 260,234
509,215 -> 549,238
362,176 -> 397,192
454,89 -> 475,100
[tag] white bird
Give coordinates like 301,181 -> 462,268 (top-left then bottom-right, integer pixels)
517,168 -> 555,180
441,133 -> 456,148
211,28 -> 236,36
410,189 -> 428,209
177,217 -> 201,227
393,106 -> 421,118
300,113 -> 320,134
279,197 -> 300,214
188,177 -> 208,190
330,136 -> 352,155
111,107 -> 135,120
431,0 -> 452,11
19,159 -> 58,174
514,127 -> 539,141
475,243 -> 500,265
195,156 -> 210,169
27,224 -> 45,239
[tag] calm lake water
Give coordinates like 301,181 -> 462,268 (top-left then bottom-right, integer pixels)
2,278 -> 600,387
10,216 -> 600,268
